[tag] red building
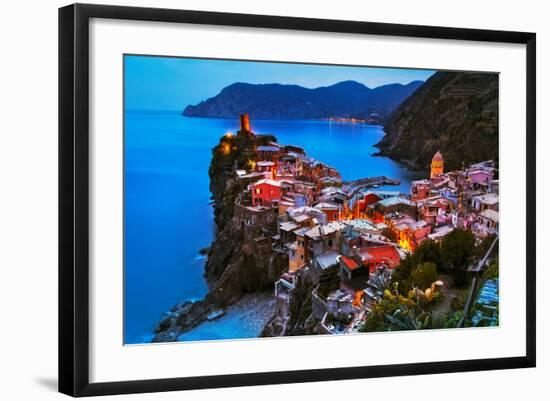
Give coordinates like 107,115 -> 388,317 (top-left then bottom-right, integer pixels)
359,245 -> 401,273
354,192 -> 382,218
251,179 -> 283,207
411,179 -> 431,201
339,244 -> 401,280
363,192 -> 383,206
314,202 -> 340,221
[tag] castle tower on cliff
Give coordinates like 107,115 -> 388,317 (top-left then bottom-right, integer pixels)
430,150 -> 444,178
238,113 -> 253,136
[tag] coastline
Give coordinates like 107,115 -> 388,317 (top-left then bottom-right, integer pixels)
149,116 -> 410,343
177,292 -> 276,342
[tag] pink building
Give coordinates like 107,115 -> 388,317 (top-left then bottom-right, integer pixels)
468,169 -> 493,185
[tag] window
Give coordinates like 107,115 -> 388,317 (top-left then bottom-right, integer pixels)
255,188 -> 262,194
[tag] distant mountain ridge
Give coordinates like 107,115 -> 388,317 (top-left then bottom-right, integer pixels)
376,71 -> 499,171
182,80 -> 424,121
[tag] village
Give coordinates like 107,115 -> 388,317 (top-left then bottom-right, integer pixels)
222,114 -> 499,335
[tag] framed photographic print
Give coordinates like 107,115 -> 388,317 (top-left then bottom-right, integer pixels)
58,3 -> 536,397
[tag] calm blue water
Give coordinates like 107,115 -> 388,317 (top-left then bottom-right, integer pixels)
124,110 -> 424,344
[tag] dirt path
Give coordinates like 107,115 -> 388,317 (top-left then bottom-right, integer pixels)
430,275 -> 466,325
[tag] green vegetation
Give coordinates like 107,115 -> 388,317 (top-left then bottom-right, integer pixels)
440,311 -> 464,328
393,230 -> 476,290
362,230 -> 496,332
410,262 -> 438,290
385,305 -> 431,330
360,282 -> 441,332
475,233 -> 498,260
439,229 -> 476,287
378,72 -> 499,171
391,240 -> 442,293
483,259 -> 499,280
477,234 -> 499,281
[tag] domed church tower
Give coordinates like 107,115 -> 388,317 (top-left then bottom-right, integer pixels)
430,150 -> 444,178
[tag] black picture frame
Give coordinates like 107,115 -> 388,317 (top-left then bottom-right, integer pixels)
59,3 -> 536,397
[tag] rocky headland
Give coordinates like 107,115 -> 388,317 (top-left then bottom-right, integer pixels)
152,122 -> 288,342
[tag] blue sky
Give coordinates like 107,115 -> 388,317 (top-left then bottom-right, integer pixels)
124,55 -> 435,111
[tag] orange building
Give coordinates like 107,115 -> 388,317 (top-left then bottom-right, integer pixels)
430,150 -> 444,178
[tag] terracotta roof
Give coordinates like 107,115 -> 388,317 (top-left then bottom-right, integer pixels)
359,245 -> 401,268
341,255 -> 360,271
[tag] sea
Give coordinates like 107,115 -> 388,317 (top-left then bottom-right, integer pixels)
124,110 -> 425,344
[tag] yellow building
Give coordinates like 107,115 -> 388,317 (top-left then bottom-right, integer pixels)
430,150 -> 444,178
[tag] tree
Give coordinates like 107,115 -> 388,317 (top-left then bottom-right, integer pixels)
410,262 -> 438,290
413,240 -> 442,267
483,258 -> 499,280
440,229 -> 476,287
392,240 -> 442,293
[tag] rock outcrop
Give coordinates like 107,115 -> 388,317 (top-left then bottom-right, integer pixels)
152,300 -> 213,342
261,269 -> 320,337
153,125 -> 287,341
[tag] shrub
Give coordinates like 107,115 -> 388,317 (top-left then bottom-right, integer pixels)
410,262 -> 438,290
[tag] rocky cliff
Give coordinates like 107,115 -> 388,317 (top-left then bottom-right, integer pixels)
153,129 -> 288,342
182,80 -> 424,121
261,270 -> 319,337
375,72 -> 499,171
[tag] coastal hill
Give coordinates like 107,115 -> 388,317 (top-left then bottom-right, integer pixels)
182,80 -> 423,122
376,71 -> 499,171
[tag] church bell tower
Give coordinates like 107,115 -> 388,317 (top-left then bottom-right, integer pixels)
430,150 -> 444,178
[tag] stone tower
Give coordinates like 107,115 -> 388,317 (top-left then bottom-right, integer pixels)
239,113 -> 251,133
